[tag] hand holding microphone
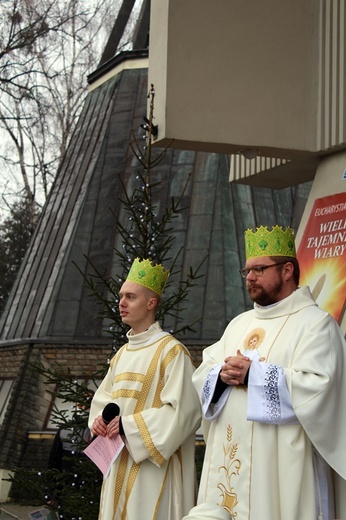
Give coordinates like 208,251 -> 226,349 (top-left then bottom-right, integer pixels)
91,402 -> 120,438
102,403 -> 121,439
102,403 -> 120,424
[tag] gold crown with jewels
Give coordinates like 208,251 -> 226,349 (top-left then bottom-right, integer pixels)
126,258 -> 170,296
244,225 -> 296,259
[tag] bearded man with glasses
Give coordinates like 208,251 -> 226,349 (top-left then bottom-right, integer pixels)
185,225 -> 346,520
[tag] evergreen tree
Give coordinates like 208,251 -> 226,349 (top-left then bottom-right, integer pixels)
0,196 -> 39,315
9,363 -> 104,520
78,84 -> 206,353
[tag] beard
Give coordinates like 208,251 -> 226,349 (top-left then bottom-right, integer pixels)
247,277 -> 284,306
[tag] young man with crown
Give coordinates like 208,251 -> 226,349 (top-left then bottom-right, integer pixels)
189,226 -> 346,520
88,258 -> 201,520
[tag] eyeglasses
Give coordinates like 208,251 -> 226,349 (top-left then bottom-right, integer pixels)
239,262 -> 287,279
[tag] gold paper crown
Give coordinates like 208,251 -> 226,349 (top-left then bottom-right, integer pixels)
126,258 -> 170,296
244,225 -> 296,259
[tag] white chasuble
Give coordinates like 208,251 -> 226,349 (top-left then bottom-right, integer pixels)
89,321 -> 201,520
193,287 -> 346,520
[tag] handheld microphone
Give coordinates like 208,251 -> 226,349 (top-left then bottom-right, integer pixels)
102,403 -> 120,425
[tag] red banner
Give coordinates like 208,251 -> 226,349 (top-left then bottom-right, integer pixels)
297,192 -> 346,323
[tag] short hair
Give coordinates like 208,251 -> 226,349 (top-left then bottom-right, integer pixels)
143,286 -> 161,308
270,255 -> 300,285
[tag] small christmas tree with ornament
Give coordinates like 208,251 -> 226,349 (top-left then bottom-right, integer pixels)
78,83 -> 206,358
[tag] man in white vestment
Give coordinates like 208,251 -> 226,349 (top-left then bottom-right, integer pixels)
190,226 -> 346,520
89,258 -> 201,520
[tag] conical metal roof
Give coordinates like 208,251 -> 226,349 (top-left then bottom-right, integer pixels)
0,63 -> 310,346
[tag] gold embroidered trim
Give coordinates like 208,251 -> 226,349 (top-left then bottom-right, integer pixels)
122,461 -> 141,520
114,372 -> 146,383
135,412 -> 166,466
113,449 -> 129,514
217,424 -> 241,519
110,345 -> 127,368
134,336 -> 172,413
162,344 -> 188,369
152,343 -> 187,408
152,377 -> 164,409
112,389 -> 141,400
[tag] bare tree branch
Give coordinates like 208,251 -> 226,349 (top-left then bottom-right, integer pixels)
0,0 -> 117,218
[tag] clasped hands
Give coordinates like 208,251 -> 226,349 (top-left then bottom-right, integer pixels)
91,415 -> 120,439
220,349 -> 251,386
